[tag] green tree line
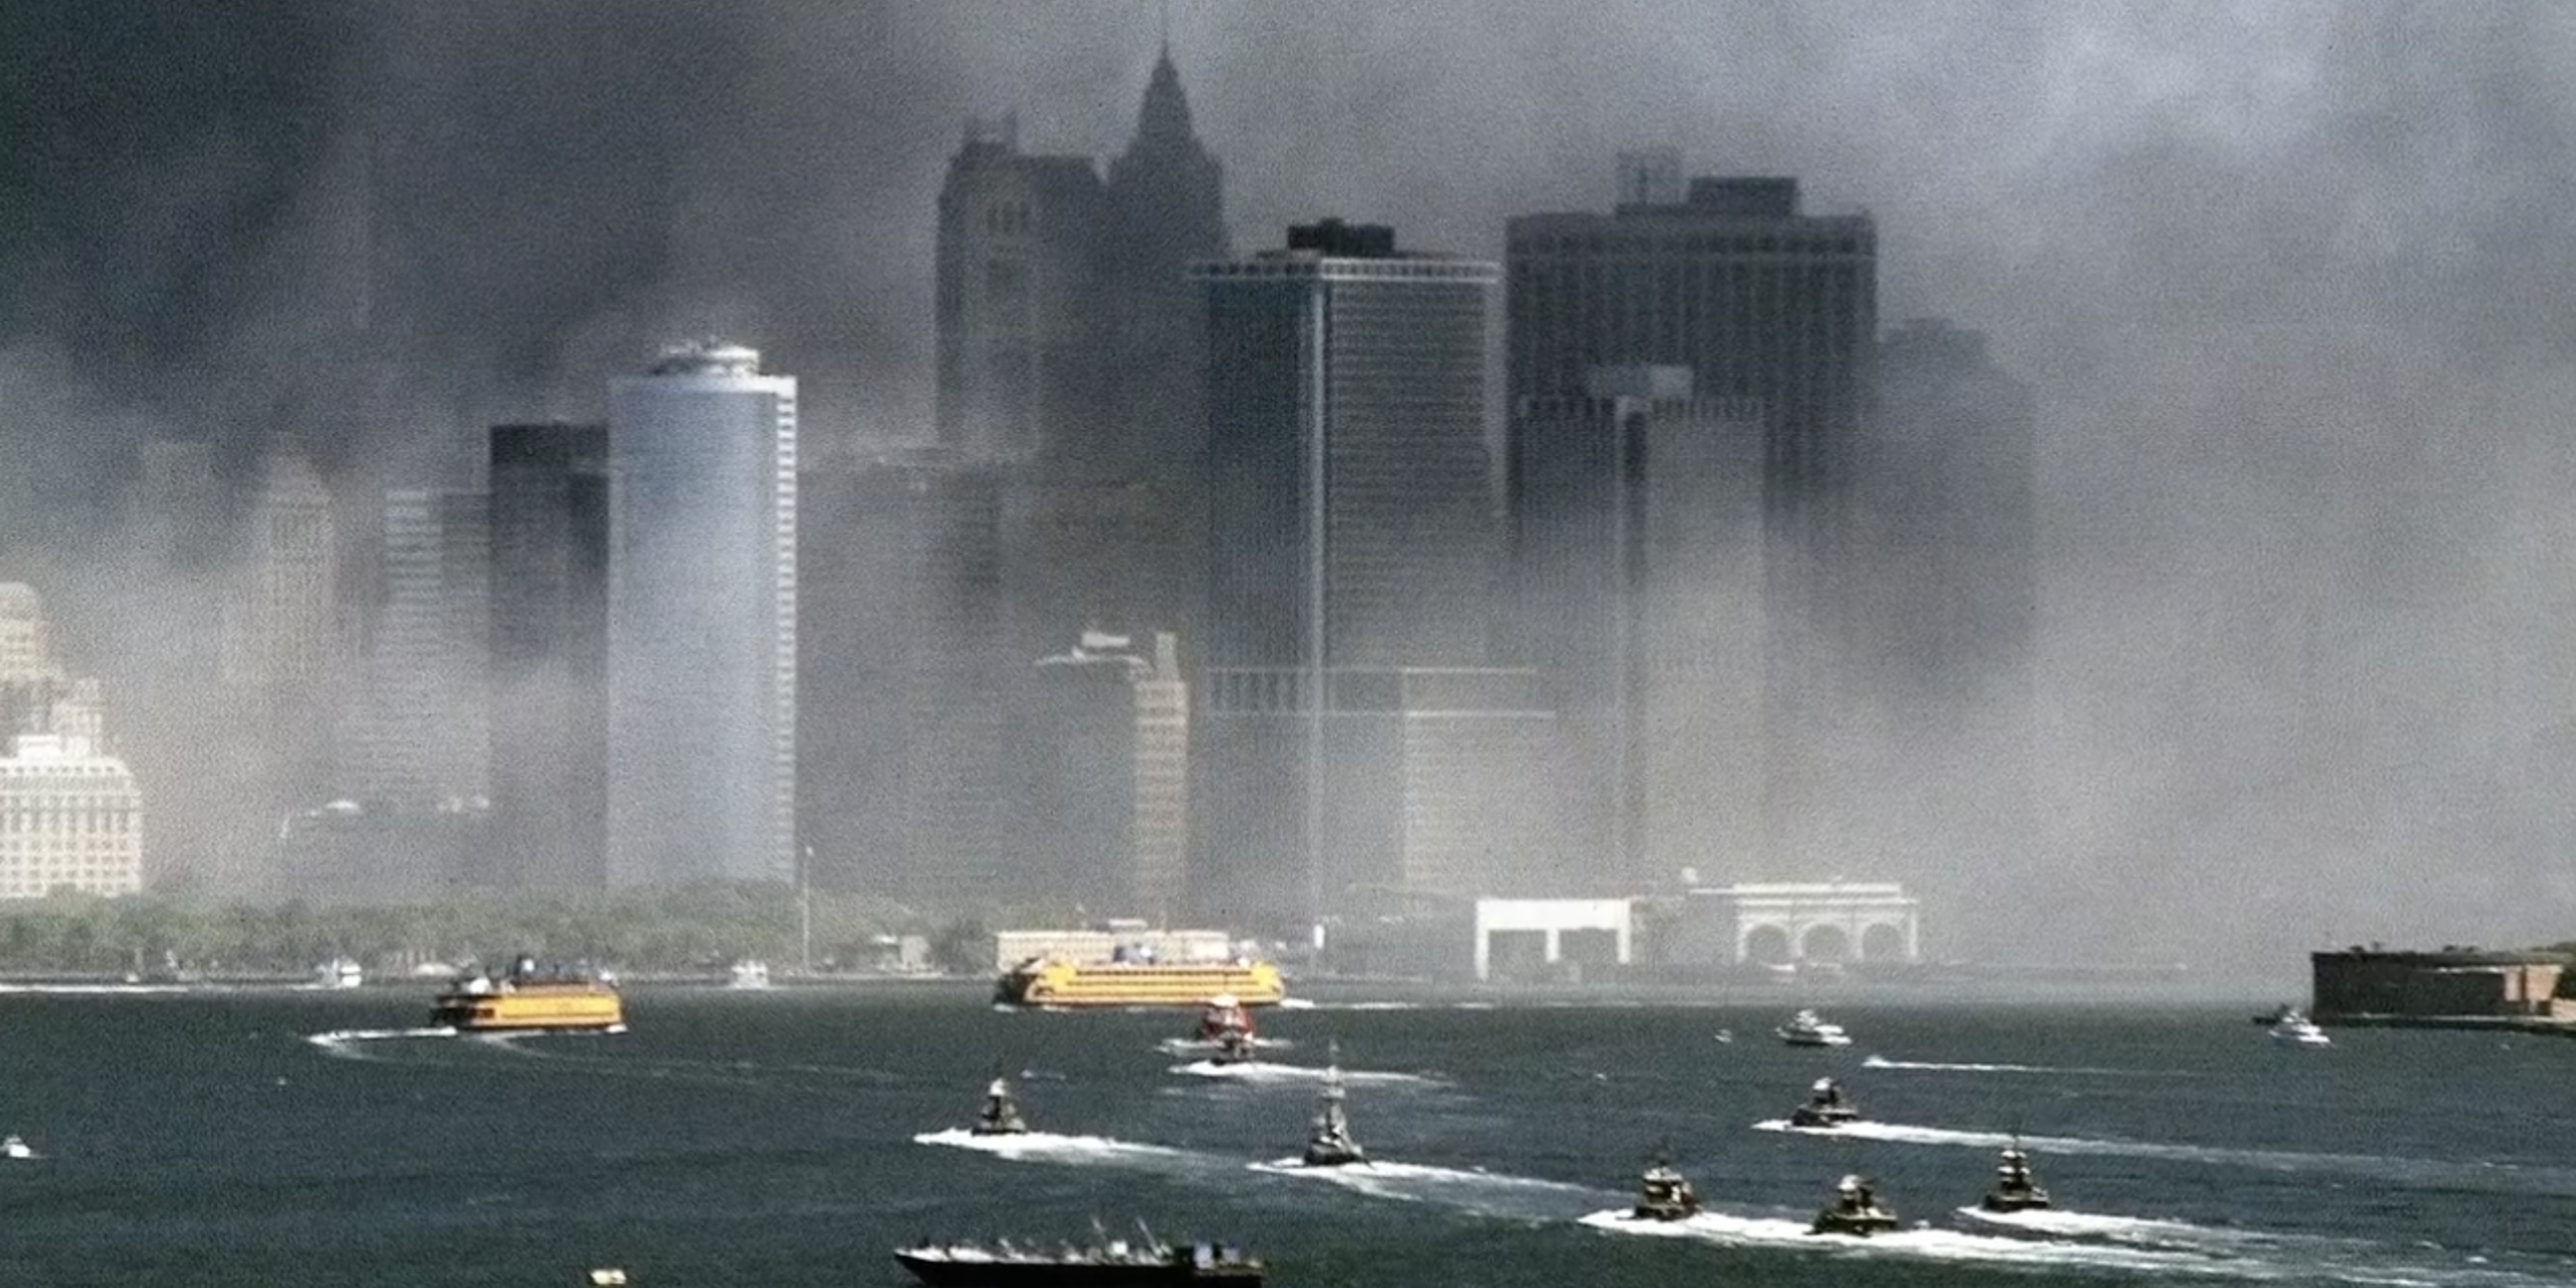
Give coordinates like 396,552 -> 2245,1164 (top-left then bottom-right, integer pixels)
0,883 -> 1017,977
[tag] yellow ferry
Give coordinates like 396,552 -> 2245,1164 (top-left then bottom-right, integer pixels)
431,955 -> 626,1032
993,956 -> 1287,1009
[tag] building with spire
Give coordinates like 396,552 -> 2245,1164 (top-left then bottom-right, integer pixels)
937,46 -> 1232,664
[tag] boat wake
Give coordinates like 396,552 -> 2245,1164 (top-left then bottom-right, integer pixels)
303,1025 -> 460,1058
1250,1157 -> 1605,1219
1862,1053 -> 2170,1077
1951,1207 -> 2576,1286
1156,1036 -> 1296,1056
912,1127 -> 1193,1166
1167,1060 -> 1428,1085
1751,1119 -> 2576,1195
1579,1206 -> 2218,1275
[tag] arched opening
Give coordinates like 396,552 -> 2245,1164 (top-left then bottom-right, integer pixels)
1861,922 -> 1907,962
1741,923 -> 1792,965
1800,923 -> 1852,963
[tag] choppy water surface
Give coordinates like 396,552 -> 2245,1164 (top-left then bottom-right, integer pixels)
4,984 -> 2575,1286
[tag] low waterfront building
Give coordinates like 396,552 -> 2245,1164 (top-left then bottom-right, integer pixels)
0,731 -> 144,899
2309,946 -> 2576,1022
1664,882 -> 1922,968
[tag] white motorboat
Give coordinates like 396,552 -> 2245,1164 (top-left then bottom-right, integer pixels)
316,957 -> 364,989
728,960 -> 772,990
2268,1009 -> 2331,1046
3,1133 -> 35,1160
1776,1009 -> 1853,1047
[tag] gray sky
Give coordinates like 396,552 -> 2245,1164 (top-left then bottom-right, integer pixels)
3,1 -> 2572,968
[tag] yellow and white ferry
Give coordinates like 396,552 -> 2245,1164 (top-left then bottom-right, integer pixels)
431,955 -> 625,1032
992,956 -> 1286,1009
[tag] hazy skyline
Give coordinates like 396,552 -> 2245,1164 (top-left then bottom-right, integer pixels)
3,1 -> 2572,969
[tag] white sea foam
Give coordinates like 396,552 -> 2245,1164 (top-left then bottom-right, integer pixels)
912,1127 -> 1191,1164
1167,1059 -> 1428,1085
303,1025 -> 460,1058
1862,1053 -> 2164,1077
1578,1206 -> 2220,1275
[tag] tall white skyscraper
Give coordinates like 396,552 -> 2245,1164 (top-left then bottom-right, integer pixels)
605,342 -> 799,886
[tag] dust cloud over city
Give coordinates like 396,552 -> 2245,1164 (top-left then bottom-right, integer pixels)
1,0 -> 2570,974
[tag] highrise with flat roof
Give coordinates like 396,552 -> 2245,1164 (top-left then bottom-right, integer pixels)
488,423 -> 611,891
1513,368 -> 1768,890
605,343 -> 798,887
1507,173 -> 1876,874
1194,222 -> 1548,929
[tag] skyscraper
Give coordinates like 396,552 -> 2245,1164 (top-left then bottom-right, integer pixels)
1027,630 -> 1191,921
797,446 -> 1008,902
933,114 -> 1109,465
487,422 -> 610,890
937,49 -> 1230,664
1857,319 -> 2040,924
0,586 -> 145,900
1100,44 -> 1230,483
605,343 -> 798,887
1513,368 -> 1769,889
349,488 -> 488,808
1507,173 -> 1876,873
1195,222 -> 1548,930
1199,219 -> 1500,672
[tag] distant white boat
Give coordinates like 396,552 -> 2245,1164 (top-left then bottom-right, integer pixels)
317,958 -> 364,989
728,960 -> 772,990
2268,1009 -> 2331,1046
1777,1009 -> 1854,1047
3,1133 -> 35,1160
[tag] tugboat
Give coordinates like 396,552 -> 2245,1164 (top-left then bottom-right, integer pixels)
1788,1076 -> 1863,1128
1301,1050 -> 1365,1167
1776,1009 -> 1854,1047
971,1078 -> 1029,1135
893,1232 -> 1264,1286
1198,995 -> 1254,1044
2268,1008 -> 2331,1047
1630,1147 -> 1700,1222
1980,1140 -> 2051,1212
1810,1174 -> 1901,1236
1210,1027 -> 1259,1066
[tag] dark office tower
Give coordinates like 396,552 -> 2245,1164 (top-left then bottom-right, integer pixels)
348,488 -> 489,810
487,423 -> 610,891
934,115 -> 1110,464
1513,368 -> 1768,892
1194,222 -> 1528,931
798,447 -> 1011,903
1508,173 -> 1876,873
1859,320 -> 2039,916
1199,220 -> 1500,671
1100,44 -> 1230,482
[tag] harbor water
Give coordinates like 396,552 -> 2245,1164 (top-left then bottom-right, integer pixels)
4,982 -> 2575,1286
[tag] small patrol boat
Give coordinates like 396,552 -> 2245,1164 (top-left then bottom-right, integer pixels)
894,1232 -> 1264,1286
1776,1009 -> 1853,1047
1811,1174 -> 1901,1236
971,1078 -> 1029,1135
1788,1076 -> 1862,1128
2268,1009 -> 2331,1046
1980,1141 -> 2051,1212
2,1133 -> 34,1160
1301,1050 -> 1365,1167
1630,1147 -> 1700,1222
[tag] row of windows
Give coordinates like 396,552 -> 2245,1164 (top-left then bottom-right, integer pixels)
1510,233 -> 1871,258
